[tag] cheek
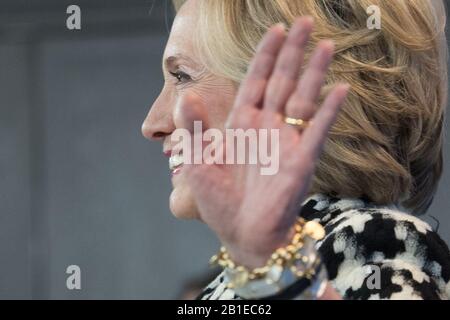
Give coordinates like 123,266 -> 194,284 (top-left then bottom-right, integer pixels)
203,93 -> 236,129
191,81 -> 237,129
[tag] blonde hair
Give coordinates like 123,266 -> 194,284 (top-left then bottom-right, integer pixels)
173,0 -> 448,215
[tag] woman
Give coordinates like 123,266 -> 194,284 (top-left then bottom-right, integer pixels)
142,0 -> 450,299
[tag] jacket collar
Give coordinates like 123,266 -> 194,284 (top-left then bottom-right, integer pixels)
300,193 -> 409,225
300,193 -> 370,225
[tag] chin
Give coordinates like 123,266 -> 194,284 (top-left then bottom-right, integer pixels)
169,184 -> 200,220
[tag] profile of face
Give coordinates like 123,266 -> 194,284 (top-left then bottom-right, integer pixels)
141,0 -> 237,219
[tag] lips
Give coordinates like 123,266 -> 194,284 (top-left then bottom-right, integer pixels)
169,153 -> 184,171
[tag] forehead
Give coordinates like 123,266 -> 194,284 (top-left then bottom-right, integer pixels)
164,1 -> 198,59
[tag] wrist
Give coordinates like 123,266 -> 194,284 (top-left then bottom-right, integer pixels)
210,218 -> 328,299
223,226 -> 296,269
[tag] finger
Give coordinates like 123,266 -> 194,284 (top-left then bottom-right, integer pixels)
297,84 -> 350,158
229,24 -> 286,125
285,40 -> 335,120
263,17 -> 313,113
184,161 -> 231,224
176,99 -> 228,217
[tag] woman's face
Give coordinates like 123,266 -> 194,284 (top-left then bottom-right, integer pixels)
141,0 -> 237,219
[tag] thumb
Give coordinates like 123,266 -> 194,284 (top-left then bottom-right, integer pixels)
173,94 -> 232,222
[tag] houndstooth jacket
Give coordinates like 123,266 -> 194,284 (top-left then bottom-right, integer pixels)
197,194 -> 450,300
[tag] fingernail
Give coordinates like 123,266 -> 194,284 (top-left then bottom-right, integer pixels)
302,16 -> 314,25
273,22 -> 287,32
322,39 -> 335,48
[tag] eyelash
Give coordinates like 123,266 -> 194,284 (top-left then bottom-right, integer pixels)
169,71 -> 192,84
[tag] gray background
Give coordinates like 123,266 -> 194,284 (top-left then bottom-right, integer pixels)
0,0 -> 449,299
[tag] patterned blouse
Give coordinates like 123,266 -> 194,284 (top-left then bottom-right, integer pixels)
197,194 -> 450,300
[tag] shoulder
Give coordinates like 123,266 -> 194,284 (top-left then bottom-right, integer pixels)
316,205 -> 450,299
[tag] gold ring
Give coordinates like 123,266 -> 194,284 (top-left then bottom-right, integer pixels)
284,117 -> 311,130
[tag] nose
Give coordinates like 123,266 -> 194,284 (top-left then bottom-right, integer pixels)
141,92 -> 175,141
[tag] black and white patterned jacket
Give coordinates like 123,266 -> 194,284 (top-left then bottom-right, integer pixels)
198,194 -> 450,300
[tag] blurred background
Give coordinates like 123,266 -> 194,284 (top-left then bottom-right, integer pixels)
0,0 -> 449,299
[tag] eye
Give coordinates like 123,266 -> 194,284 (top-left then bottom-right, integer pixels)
169,71 -> 192,84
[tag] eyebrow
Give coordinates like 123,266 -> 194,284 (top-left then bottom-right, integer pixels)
164,56 -> 178,71
163,54 -> 197,73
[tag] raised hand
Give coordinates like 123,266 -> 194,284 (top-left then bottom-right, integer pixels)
178,17 -> 349,269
